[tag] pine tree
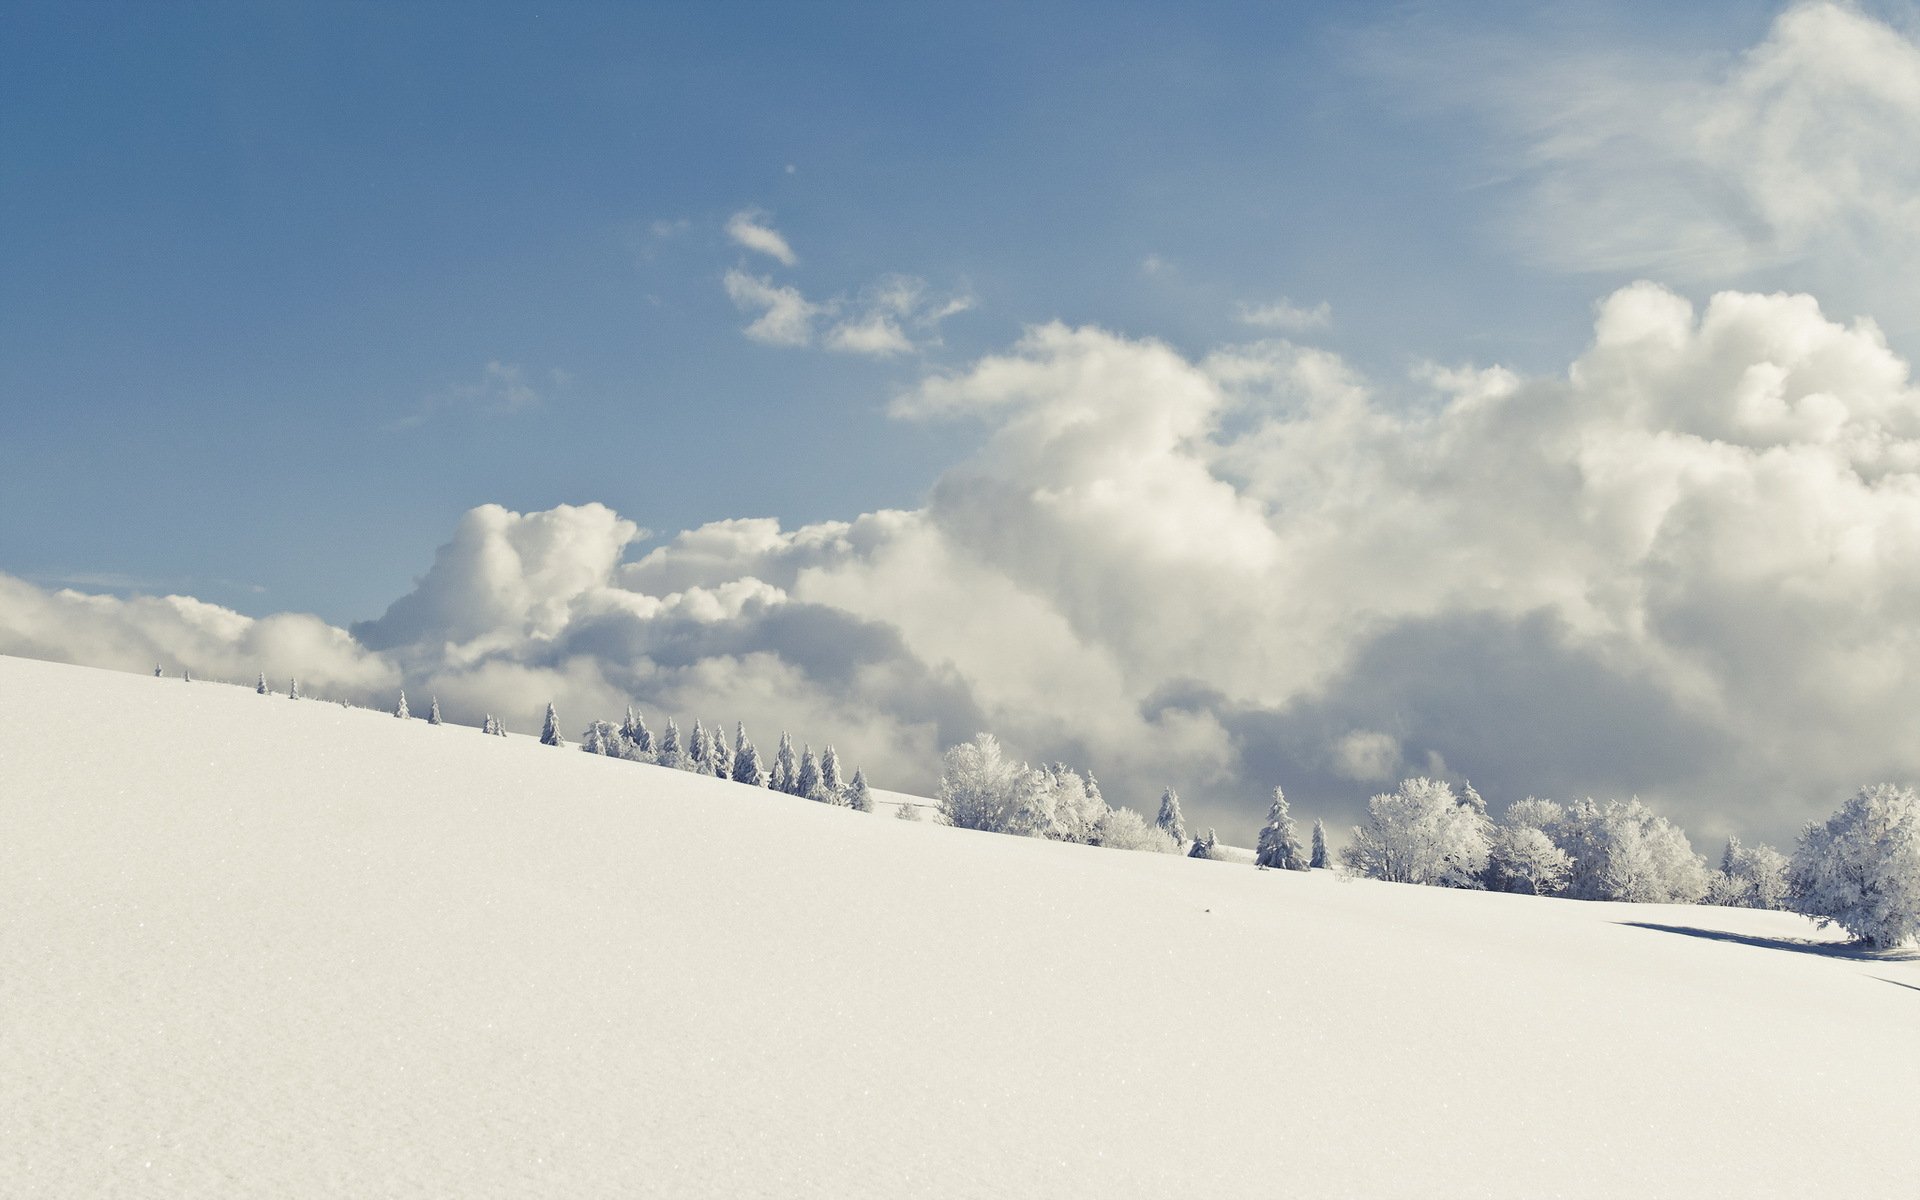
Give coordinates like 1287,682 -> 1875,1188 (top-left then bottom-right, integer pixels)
289,677 -> 299,700
482,714 -> 497,736
256,672 -> 268,695
689,719 -> 709,769
428,697 -> 442,725
848,768 -> 875,813
621,705 -> 639,742
708,723 -> 733,778
1156,788 -> 1187,844
540,703 -> 564,747
659,717 -> 682,766
1189,828 -> 1218,859
796,745 -> 823,801
1311,819 -> 1329,869
732,726 -> 767,787
1255,786 -> 1307,870
394,690 -> 410,719
154,663 -> 163,677
631,711 -> 654,755
820,745 -> 846,803
183,668 -> 192,682
772,732 -> 797,793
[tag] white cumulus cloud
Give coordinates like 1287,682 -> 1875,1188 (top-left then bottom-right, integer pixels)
724,270 -> 821,347
725,210 -> 798,266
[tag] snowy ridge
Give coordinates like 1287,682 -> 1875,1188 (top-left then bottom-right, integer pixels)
2,654 -> 1915,1198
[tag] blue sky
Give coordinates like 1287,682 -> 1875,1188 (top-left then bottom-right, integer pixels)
6,1 -> 1920,842
2,0 -> 1791,621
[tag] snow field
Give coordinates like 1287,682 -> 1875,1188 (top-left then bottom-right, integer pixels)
2,654 -> 1917,1198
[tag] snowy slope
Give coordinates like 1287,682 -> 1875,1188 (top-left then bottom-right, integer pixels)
3,654 -> 1916,1199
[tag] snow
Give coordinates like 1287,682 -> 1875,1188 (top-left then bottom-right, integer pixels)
3,653 -> 1916,1198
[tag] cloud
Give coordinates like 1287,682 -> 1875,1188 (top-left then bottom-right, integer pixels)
393,361 -> 553,429
1239,299 -> 1332,332
1389,1 -> 1920,334
725,210 -> 798,266
724,270 -> 821,346
11,279 -> 1920,850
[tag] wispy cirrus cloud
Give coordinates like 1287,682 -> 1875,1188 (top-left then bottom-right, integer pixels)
725,209 -> 799,266
1239,298 -> 1332,332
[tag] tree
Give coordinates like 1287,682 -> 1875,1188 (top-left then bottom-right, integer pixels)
732,725 -> 768,787
154,663 -> 163,677
772,732 -> 797,794
491,714 -> 507,737
1310,819 -> 1329,869
708,723 -> 733,779
1255,787 -> 1308,870
796,745 -> 823,801
482,714 -> 497,736
428,696 -> 443,725
581,720 -> 623,755
1156,788 -> 1187,845
256,672 -> 268,695
394,690 -> 410,720
689,719 -> 709,770
540,703 -> 564,747
848,768 -> 875,813
938,733 -> 1035,834
1550,798 -> 1707,903
289,677 -> 299,700
1042,764 -> 1107,843
1189,828 -> 1218,859
1340,777 -> 1490,887
820,745 -> 846,800
658,717 -> 682,767
1789,783 -> 1920,948
1486,824 -> 1572,895
1091,807 -> 1178,853
629,710 -> 655,755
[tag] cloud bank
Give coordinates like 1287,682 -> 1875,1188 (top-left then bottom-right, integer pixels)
9,280 -> 1920,848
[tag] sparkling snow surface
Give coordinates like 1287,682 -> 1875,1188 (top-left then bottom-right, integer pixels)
3,655 -> 1916,1198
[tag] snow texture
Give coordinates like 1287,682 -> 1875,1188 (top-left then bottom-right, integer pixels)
2,654 -> 1917,1198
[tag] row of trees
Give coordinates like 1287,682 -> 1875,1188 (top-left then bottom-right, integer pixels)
936,734 -> 1180,853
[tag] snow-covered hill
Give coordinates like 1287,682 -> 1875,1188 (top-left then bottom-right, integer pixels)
3,654 -> 1915,1198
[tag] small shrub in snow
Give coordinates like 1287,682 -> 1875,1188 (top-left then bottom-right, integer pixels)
896,800 -> 926,821
1789,783 -> 1920,948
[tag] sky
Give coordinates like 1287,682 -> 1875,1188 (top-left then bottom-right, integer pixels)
4,0 -> 1920,847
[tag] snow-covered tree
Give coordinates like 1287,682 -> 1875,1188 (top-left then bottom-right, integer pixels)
732,725 -> 767,787
689,719 -> 709,770
1486,824 -> 1572,895
796,745 -> 823,800
394,690 -> 410,720
1042,764 -> 1107,843
1310,819 -> 1328,869
1255,787 -> 1308,870
493,715 -> 508,737
183,668 -> 192,682
848,768 -> 875,813
1552,798 -> 1708,904
1156,788 -> 1187,845
481,714 -> 496,736
629,710 -> 654,755
154,663 -> 163,677
1789,783 -> 1920,948
256,672 -> 268,695
581,720 -> 623,755
540,703 -> 564,747
896,799 -> 925,821
658,717 -> 683,767
820,745 -> 846,800
1711,839 -> 1790,910
428,696 -> 442,725
1091,806 -> 1179,853
289,677 -> 299,699
1189,828 -> 1218,859
708,723 -> 733,779
1341,777 -> 1490,887
938,733 -> 1035,834
772,732 -> 797,794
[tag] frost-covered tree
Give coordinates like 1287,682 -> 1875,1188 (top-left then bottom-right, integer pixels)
540,703 -> 564,747
1255,787 -> 1308,870
1711,839 -> 1790,910
256,672 -> 268,695
581,720 -> 623,755
689,719 -> 709,770
1189,828 -> 1218,859
732,725 -> 767,787
1091,806 -> 1179,853
848,768 -> 875,813
289,677 -> 299,699
493,715 -> 508,737
820,745 -> 846,801
1789,784 -> 1920,948
629,711 -> 654,755
428,697 -> 443,726
938,733 -> 1035,834
394,690 -> 410,720
183,668 -> 191,682
154,663 -> 163,677
657,717 -> 682,767
1551,798 -> 1708,904
1156,788 -> 1187,845
896,799 -> 925,821
1042,764 -> 1107,843
771,732 -> 797,794
1486,824 -> 1572,895
796,745 -> 824,800
1310,819 -> 1328,869
1341,777 -> 1490,887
